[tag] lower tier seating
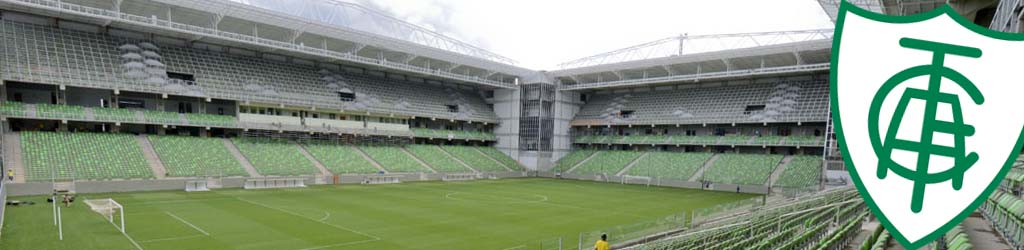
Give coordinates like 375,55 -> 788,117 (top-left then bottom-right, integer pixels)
230,138 -> 317,176
703,154 -> 783,185
570,151 -> 644,175
555,150 -> 594,171
303,143 -> 381,174
442,146 -> 507,172
477,147 -> 522,170
406,145 -> 472,172
358,146 -> 431,173
625,152 -> 712,180
149,135 -> 248,177
21,131 -> 152,181
774,156 -> 823,188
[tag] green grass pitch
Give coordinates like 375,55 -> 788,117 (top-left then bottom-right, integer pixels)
0,178 -> 757,250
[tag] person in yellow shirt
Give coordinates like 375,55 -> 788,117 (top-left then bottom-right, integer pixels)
594,234 -> 610,250
6,169 -> 13,181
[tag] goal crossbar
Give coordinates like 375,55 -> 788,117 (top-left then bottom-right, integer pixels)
85,198 -> 125,233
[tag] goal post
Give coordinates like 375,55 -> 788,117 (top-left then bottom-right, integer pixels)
620,175 -> 652,187
85,199 -> 125,233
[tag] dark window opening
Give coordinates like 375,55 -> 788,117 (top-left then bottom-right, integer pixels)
118,99 -> 145,109
338,92 -> 355,102
744,105 -> 766,114
446,104 -> 459,113
619,110 -> 634,118
167,72 -> 196,83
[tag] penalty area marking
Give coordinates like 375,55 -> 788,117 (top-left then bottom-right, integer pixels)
165,211 -> 209,236
235,197 -> 382,246
501,245 -> 526,250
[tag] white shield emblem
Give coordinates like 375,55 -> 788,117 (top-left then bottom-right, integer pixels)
833,2 -> 1024,248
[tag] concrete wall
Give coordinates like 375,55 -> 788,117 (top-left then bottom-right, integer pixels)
492,87 -> 523,168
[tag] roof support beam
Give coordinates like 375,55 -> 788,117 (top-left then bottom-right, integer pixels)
288,28 -> 306,44
611,71 -> 625,81
570,75 -> 582,84
348,43 -> 367,54
445,63 -> 461,72
794,51 -> 804,65
661,65 -> 678,76
722,59 -> 733,71
104,0 -> 124,26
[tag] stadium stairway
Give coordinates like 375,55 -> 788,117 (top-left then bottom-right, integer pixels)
688,153 -> 720,182
767,155 -> 794,186
615,152 -> 650,176
294,142 -> 335,176
221,138 -> 262,177
963,212 -> 1013,249
566,151 -> 602,173
3,132 -> 25,183
136,135 -> 168,179
472,147 -> 514,171
436,145 -> 479,173
352,146 -> 389,173
400,147 -> 439,173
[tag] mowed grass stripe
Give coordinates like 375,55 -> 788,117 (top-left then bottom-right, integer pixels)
1,178 -> 757,250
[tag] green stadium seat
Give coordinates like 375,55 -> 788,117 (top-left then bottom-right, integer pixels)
35,103 -> 86,120
185,113 -> 237,127
149,135 -> 248,177
92,107 -> 138,122
774,156 -> 822,188
21,131 -> 153,181
571,151 -> 644,175
230,138 -> 318,176
555,150 -> 594,171
477,147 -> 523,171
703,153 -> 783,185
442,145 -> 507,172
626,152 -> 712,180
144,110 -> 183,124
359,146 -> 431,173
1,101 -> 27,116
304,142 -> 381,174
406,145 -> 471,172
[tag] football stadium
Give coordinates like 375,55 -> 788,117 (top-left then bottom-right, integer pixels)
0,0 -> 1021,249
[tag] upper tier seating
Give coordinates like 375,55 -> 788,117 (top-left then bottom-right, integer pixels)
35,103 -> 85,120
626,152 -> 712,180
358,146 -> 431,173
570,151 -> 644,175
230,138 -> 318,176
555,150 -> 594,171
21,131 -> 152,181
92,107 -> 137,122
442,146 -> 507,172
703,154 -> 783,185
0,20 -> 496,123
477,147 -> 523,171
149,135 -> 248,177
412,128 -> 496,141
574,80 -> 829,125
144,110 -> 182,124
774,156 -> 823,188
303,143 -> 381,174
185,113 -> 237,127
1,101 -> 27,116
406,145 -> 471,172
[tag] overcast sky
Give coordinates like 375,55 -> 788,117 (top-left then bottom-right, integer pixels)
353,0 -> 834,70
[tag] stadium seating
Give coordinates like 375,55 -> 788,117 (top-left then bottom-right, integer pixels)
702,154 -> 783,185
774,156 -> 822,188
573,80 -> 829,125
35,103 -> 85,120
752,135 -> 783,145
144,110 -> 183,124
555,150 -> 594,171
1,101 -> 27,116
442,146 -> 507,172
412,128 -> 496,141
625,152 -> 712,180
303,143 -> 381,174
21,131 -> 152,181
148,135 -> 248,177
639,189 -> 866,250
982,190 -> 1024,249
0,20 -> 497,123
92,107 -> 138,122
858,224 -> 889,250
359,146 -> 431,173
185,113 -> 237,127
937,225 -> 973,250
570,151 -> 644,175
406,145 -> 472,172
230,138 -> 318,176
719,134 -> 751,145
477,147 -> 522,171
785,135 -> 823,146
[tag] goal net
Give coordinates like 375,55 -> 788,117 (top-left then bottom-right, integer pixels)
620,175 -> 652,186
364,175 -> 401,185
85,199 -> 125,233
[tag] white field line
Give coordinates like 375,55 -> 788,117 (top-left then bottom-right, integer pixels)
501,245 -> 526,250
297,238 -> 381,250
318,211 -> 331,222
137,234 -> 204,243
235,197 -> 381,241
164,211 -> 209,236
105,218 -> 144,250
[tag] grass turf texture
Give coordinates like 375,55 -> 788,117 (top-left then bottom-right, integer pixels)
0,178 -> 756,250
